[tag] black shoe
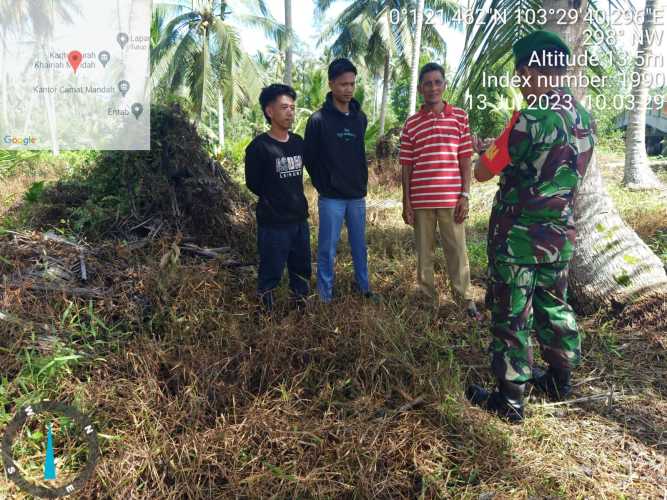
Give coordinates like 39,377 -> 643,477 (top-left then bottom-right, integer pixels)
290,295 -> 307,314
531,366 -> 572,401
466,381 -> 525,423
363,291 -> 382,304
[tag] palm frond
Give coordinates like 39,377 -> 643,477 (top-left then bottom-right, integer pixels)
451,0 -> 541,103
235,13 -> 286,47
187,34 -> 215,118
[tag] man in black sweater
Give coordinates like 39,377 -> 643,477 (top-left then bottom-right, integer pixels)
245,84 -> 311,311
304,58 -> 377,303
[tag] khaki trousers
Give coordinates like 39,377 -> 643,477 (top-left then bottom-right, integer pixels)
414,208 -> 473,303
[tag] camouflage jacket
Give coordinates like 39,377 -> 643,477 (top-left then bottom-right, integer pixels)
485,87 -> 596,264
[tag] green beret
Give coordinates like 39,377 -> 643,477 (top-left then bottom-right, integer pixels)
512,30 -> 571,66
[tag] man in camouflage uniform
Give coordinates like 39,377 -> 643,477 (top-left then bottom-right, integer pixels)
466,31 -> 596,422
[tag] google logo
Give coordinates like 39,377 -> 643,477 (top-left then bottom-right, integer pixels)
3,135 -> 38,146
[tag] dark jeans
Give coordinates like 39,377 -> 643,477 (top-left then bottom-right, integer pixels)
257,221 -> 311,309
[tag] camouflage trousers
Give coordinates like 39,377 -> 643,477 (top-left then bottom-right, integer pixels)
488,259 -> 581,384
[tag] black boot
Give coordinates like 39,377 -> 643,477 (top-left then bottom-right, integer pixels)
531,366 -> 572,401
466,380 -> 525,423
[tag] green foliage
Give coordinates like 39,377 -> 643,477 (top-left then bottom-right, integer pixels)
595,129 -> 625,154
0,151 -> 43,178
466,240 -> 488,276
0,345 -> 83,418
648,229 -> 667,264
220,136 -> 253,182
23,181 -> 45,203
366,116 -> 399,151
224,136 -> 252,167
467,89 -> 511,139
391,76 -> 410,124
294,65 -> 327,111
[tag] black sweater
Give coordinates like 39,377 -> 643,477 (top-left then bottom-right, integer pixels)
244,132 -> 308,225
304,93 -> 368,199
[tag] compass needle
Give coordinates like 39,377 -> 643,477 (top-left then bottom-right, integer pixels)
3,401 -> 99,497
44,423 -> 56,480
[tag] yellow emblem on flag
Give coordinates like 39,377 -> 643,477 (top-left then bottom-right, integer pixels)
485,143 -> 499,160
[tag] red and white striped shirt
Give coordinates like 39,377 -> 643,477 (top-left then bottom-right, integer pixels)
399,102 -> 473,209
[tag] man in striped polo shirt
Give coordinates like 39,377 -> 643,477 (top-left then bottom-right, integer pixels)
399,62 -> 480,319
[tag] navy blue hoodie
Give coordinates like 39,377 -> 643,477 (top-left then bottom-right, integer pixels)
303,92 -> 368,199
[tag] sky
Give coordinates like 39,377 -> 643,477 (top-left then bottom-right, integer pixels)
233,0 -> 467,72
233,0 -> 665,84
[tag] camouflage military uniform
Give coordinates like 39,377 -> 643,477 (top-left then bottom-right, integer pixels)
482,87 -> 596,384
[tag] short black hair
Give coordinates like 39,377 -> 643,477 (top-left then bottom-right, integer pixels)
418,62 -> 446,84
328,58 -> 357,81
259,83 -> 297,124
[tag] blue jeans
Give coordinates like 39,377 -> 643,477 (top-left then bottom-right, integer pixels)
257,222 -> 311,309
317,196 -> 370,302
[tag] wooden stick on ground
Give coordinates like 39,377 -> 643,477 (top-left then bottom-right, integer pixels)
539,389 -> 618,408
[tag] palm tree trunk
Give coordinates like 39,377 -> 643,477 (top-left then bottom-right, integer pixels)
284,0 -> 293,85
408,0 -> 425,115
22,86 -> 35,136
373,77 -> 378,121
623,0 -> 664,190
1,36 -> 8,128
42,57 -> 59,155
46,2 -> 59,155
569,151 -> 667,311
197,29 -> 210,120
379,52 -> 390,136
218,92 -> 225,149
545,0 -> 667,309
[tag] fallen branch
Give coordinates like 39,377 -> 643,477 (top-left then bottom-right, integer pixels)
43,231 -> 85,251
11,281 -> 107,298
79,252 -> 88,281
373,396 -> 427,420
538,389 -> 618,408
123,238 -> 151,252
180,244 -> 231,259
394,396 -> 427,414
128,217 -> 155,232
220,261 -> 256,269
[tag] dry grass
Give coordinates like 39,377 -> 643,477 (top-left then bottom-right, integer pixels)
0,153 -> 665,499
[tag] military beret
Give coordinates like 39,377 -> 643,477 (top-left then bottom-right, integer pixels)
512,30 -> 571,66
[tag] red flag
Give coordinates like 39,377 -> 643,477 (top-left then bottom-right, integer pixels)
480,111 -> 521,175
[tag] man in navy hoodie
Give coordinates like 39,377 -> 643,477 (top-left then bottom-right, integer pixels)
304,58 -> 378,304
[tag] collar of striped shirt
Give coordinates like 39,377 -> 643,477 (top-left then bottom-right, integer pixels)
417,101 -> 453,117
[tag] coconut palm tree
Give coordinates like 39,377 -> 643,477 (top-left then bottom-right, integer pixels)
623,0 -> 665,190
151,0 -> 282,122
0,0 -> 79,138
455,0 -> 667,309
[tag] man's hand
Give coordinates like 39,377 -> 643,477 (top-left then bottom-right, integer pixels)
472,135 -> 494,155
454,196 -> 469,224
403,203 -> 414,225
